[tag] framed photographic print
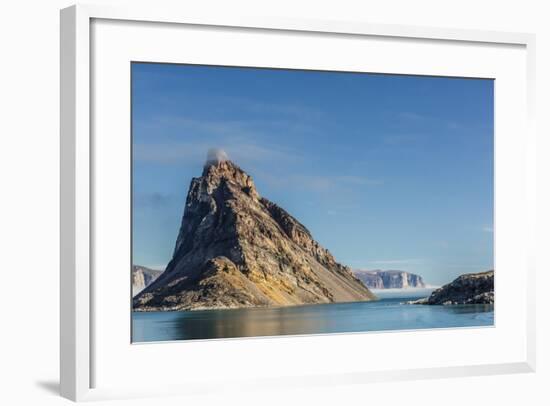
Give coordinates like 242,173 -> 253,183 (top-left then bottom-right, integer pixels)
60,4 -> 536,402
130,63 -> 495,343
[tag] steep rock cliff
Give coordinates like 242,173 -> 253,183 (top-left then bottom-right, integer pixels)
132,265 -> 163,296
134,150 -> 376,311
353,270 -> 426,289
411,270 -> 494,305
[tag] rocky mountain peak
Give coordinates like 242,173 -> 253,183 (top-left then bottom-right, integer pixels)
134,151 -> 375,311
200,149 -> 259,199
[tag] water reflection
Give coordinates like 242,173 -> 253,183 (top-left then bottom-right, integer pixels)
133,295 -> 494,343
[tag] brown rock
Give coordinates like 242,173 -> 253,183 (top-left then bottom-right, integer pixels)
134,150 -> 376,311
410,270 -> 494,305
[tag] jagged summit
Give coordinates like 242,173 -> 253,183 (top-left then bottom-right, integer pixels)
134,152 -> 375,311
199,150 -> 259,200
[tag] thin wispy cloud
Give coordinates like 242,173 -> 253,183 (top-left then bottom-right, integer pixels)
220,96 -> 323,121
397,111 -> 463,132
369,258 -> 424,265
257,172 -> 383,193
138,115 -> 268,140
399,112 -> 425,121
133,111 -> 318,168
435,241 -> 450,249
135,93 -> 322,142
134,193 -> 177,209
347,258 -> 424,268
382,133 -> 427,146
134,114 -> 317,152
325,203 -> 362,216
444,264 -> 491,270
294,175 -> 383,191
134,139 -> 301,167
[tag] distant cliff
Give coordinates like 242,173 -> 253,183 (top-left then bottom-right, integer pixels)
353,270 -> 426,289
132,265 -> 163,297
411,270 -> 494,305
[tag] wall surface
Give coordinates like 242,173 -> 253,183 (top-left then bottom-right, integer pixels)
0,0 -> 548,405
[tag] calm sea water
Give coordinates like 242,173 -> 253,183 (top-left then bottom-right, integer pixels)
132,288 -> 494,342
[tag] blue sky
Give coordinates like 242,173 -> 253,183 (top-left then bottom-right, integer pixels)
132,63 -> 494,286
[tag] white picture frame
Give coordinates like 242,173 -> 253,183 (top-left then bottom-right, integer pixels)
60,3 -> 536,402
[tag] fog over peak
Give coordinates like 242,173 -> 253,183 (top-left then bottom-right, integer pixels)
205,148 -> 229,166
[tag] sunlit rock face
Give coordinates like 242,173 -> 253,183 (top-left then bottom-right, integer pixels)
132,265 -> 163,297
133,151 -> 376,311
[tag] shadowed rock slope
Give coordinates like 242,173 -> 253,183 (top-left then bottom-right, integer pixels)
411,270 -> 494,305
134,150 -> 376,311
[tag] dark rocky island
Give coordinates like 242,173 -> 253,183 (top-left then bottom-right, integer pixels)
132,265 -> 163,297
133,149 -> 376,311
353,269 -> 426,289
410,270 -> 494,305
